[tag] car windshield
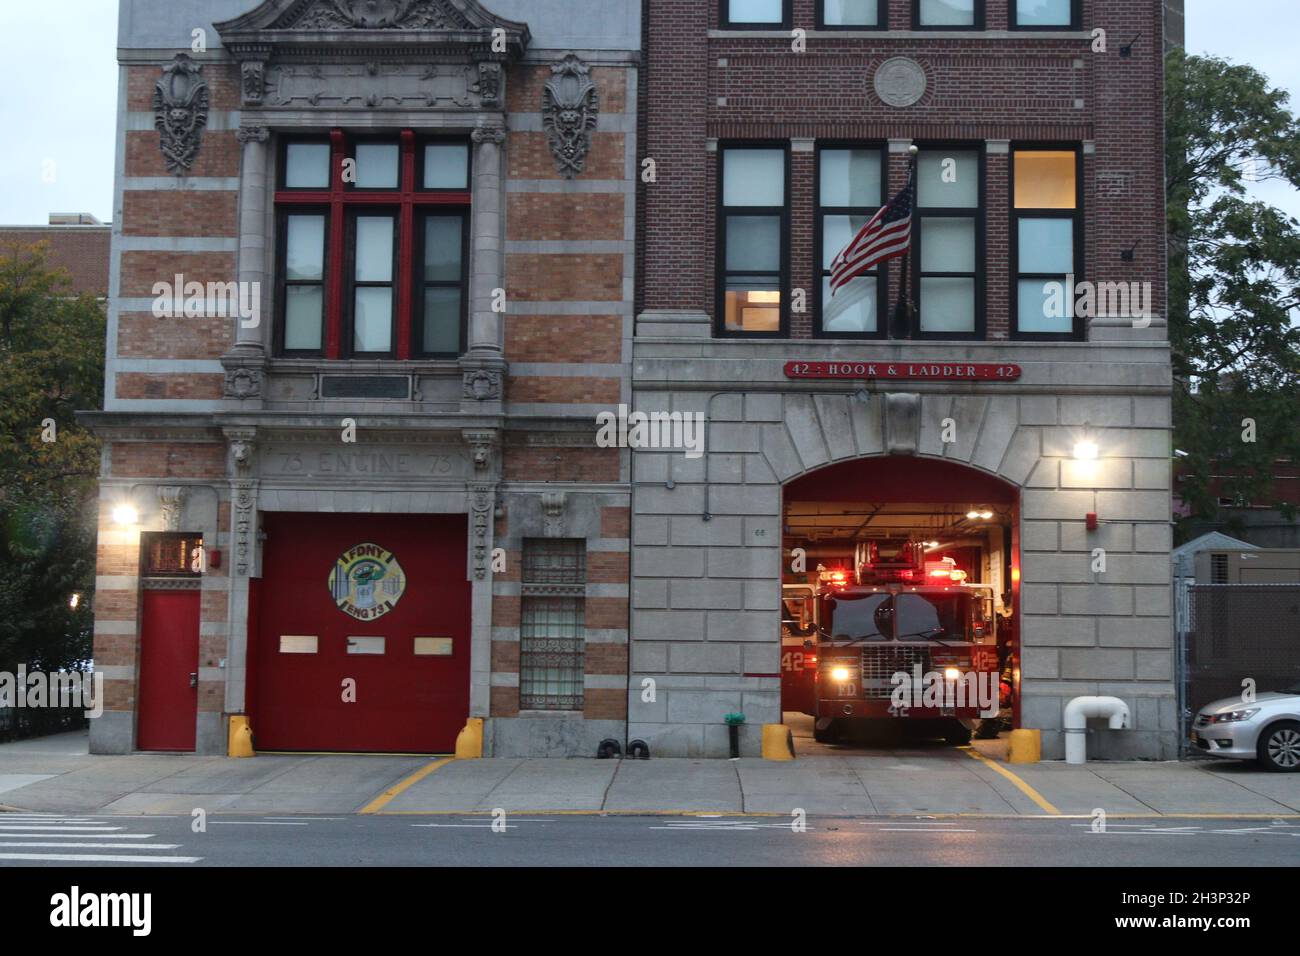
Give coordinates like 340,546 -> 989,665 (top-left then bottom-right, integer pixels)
821,591 -> 983,643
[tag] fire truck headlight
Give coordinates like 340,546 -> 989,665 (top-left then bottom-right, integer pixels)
943,667 -> 961,682
831,666 -> 851,683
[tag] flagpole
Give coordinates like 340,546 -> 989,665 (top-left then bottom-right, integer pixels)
891,144 -> 919,340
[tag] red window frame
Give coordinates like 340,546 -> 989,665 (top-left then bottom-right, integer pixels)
274,128 -> 472,360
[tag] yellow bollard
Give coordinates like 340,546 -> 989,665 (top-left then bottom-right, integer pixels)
227,715 -> 255,758
1008,728 -> 1042,764
454,717 -> 484,759
761,723 -> 795,760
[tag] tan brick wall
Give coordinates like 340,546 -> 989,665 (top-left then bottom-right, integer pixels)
96,543 -> 140,576
125,130 -> 240,178
506,65 -> 627,115
116,373 -> 224,401
504,315 -> 622,364
587,551 -> 629,584
506,375 -> 620,405
491,686 -> 520,718
492,594 -> 521,628
583,688 -> 626,720
93,588 -> 138,622
122,191 -> 238,238
585,597 -> 628,630
126,64 -> 240,113
502,447 -> 619,483
120,251 -> 238,297
201,590 -> 228,622
506,193 -> 626,242
110,443 -> 226,479
491,640 -> 520,672
93,635 -> 136,670
601,507 -> 630,539
505,252 -> 624,302
117,311 -> 233,359
585,643 -> 628,675
101,678 -> 136,712
507,132 -> 626,182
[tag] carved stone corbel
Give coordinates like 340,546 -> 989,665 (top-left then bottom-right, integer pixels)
236,124 -> 270,145
153,54 -> 209,175
475,61 -> 503,109
224,428 -> 259,577
462,429 -> 499,473
158,486 -> 188,532
462,367 -> 503,401
224,364 -> 264,399
471,121 -> 506,146
470,485 -> 493,580
542,53 -> 598,179
541,491 -> 567,538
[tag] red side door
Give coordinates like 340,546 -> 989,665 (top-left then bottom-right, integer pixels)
252,512 -> 471,753
137,588 -> 200,751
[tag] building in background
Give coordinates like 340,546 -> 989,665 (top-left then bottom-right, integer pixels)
0,214 -> 111,296
82,0 -> 639,756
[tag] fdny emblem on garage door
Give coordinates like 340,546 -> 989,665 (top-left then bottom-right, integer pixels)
328,543 -> 406,620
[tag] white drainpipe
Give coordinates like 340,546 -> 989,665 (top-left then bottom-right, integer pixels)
1063,696 -> 1131,765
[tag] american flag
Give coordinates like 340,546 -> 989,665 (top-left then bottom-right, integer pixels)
828,169 -> 915,296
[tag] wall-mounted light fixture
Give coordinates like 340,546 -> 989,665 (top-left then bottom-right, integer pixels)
1073,440 -> 1099,461
111,504 -> 139,526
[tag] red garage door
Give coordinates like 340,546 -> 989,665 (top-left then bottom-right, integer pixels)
252,512 -> 471,753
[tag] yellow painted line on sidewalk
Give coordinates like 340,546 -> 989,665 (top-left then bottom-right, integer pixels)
360,758 -> 453,815
961,746 -> 1061,816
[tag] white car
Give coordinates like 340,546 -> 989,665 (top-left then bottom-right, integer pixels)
1192,684 -> 1300,772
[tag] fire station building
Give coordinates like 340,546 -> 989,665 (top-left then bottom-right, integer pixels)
87,0 -> 640,757
87,0 -> 1176,762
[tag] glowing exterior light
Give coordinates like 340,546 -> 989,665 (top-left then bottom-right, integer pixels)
69,593 -> 81,609
1074,440 -> 1099,461
111,504 -> 139,526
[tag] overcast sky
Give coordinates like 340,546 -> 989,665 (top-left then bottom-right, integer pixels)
0,1 -> 1295,225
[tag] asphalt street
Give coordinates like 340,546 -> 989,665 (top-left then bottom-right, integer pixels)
0,811 -> 1297,866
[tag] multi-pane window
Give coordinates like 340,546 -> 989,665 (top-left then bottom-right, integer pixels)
519,539 -> 587,712
914,148 -> 982,337
274,131 -> 470,359
718,146 -> 787,336
722,0 -> 790,28
1011,0 -> 1077,28
817,146 -> 885,335
819,0 -> 884,28
915,0 -> 981,28
1012,147 -> 1081,337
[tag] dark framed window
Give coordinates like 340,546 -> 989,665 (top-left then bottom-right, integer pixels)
1011,145 -> 1084,339
914,0 -> 984,29
141,533 -> 204,577
717,144 -> 789,337
912,146 -> 985,339
721,0 -> 791,28
273,129 -> 471,359
816,144 -> 888,337
1009,0 -> 1080,29
817,0 -> 886,28
519,539 -> 587,712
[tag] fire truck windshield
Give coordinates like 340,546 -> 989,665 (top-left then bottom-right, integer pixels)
822,591 -> 983,643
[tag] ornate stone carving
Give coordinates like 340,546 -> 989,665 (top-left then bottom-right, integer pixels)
471,122 -> 506,145
267,63 -> 480,110
225,366 -> 264,399
157,486 -> 188,533
873,57 -> 927,108
153,54 -> 209,175
462,368 -> 502,401
541,492 -> 567,538
279,0 -> 474,30
542,54 -> 599,179
236,125 -> 270,145
884,392 -> 921,455
476,61 -> 502,109
225,429 -> 258,577
470,486 -> 493,580
241,61 -> 266,106
462,430 -> 498,472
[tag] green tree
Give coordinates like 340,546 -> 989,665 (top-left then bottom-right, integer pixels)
0,241 -> 105,672
1166,50 -> 1300,535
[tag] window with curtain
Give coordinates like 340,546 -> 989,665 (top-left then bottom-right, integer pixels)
274,132 -> 470,358
819,0 -> 883,28
818,146 -> 885,335
915,0 -> 981,28
1012,148 -> 1081,337
519,539 -> 587,712
914,148 -> 981,337
718,146 -> 787,335
722,0 -> 789,28
1011,0 -> 1077,29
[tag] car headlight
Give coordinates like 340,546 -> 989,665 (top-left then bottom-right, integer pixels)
1209,709 -> 1259,723
830,666 -> 851,683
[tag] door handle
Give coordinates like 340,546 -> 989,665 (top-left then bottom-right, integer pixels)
189,672 -> 198,689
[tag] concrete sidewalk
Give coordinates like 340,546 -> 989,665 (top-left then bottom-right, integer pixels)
3,730 -> 1299,817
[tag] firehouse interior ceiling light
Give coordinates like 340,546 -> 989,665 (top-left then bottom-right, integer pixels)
1074,440 -> 1099,461
111,504 -> 138,526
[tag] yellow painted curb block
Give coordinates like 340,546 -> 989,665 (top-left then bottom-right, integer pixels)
761,723 -> 795,760
1008,728 -> 1042,764
454,717 -> 484,759
228,715 -> 255,758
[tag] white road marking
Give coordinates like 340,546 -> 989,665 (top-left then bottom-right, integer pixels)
0,825 -> 122,832
875,827 -> 976,832
0,853 -> 199,863
0,842 -> 181,850
412,824 -> 519,829
207,821 -> 309,826
0,833 -> 155,839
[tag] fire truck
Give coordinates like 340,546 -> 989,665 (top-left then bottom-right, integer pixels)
809,540 -> 1000,745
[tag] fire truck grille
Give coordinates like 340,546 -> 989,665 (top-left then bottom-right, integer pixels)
861,647 -> 933,699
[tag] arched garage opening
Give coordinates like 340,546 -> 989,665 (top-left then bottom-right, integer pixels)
780,456 -> 1021,753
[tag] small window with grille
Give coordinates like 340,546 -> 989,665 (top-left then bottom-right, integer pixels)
142,533 -> 204,577
519,539 -> 586,711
